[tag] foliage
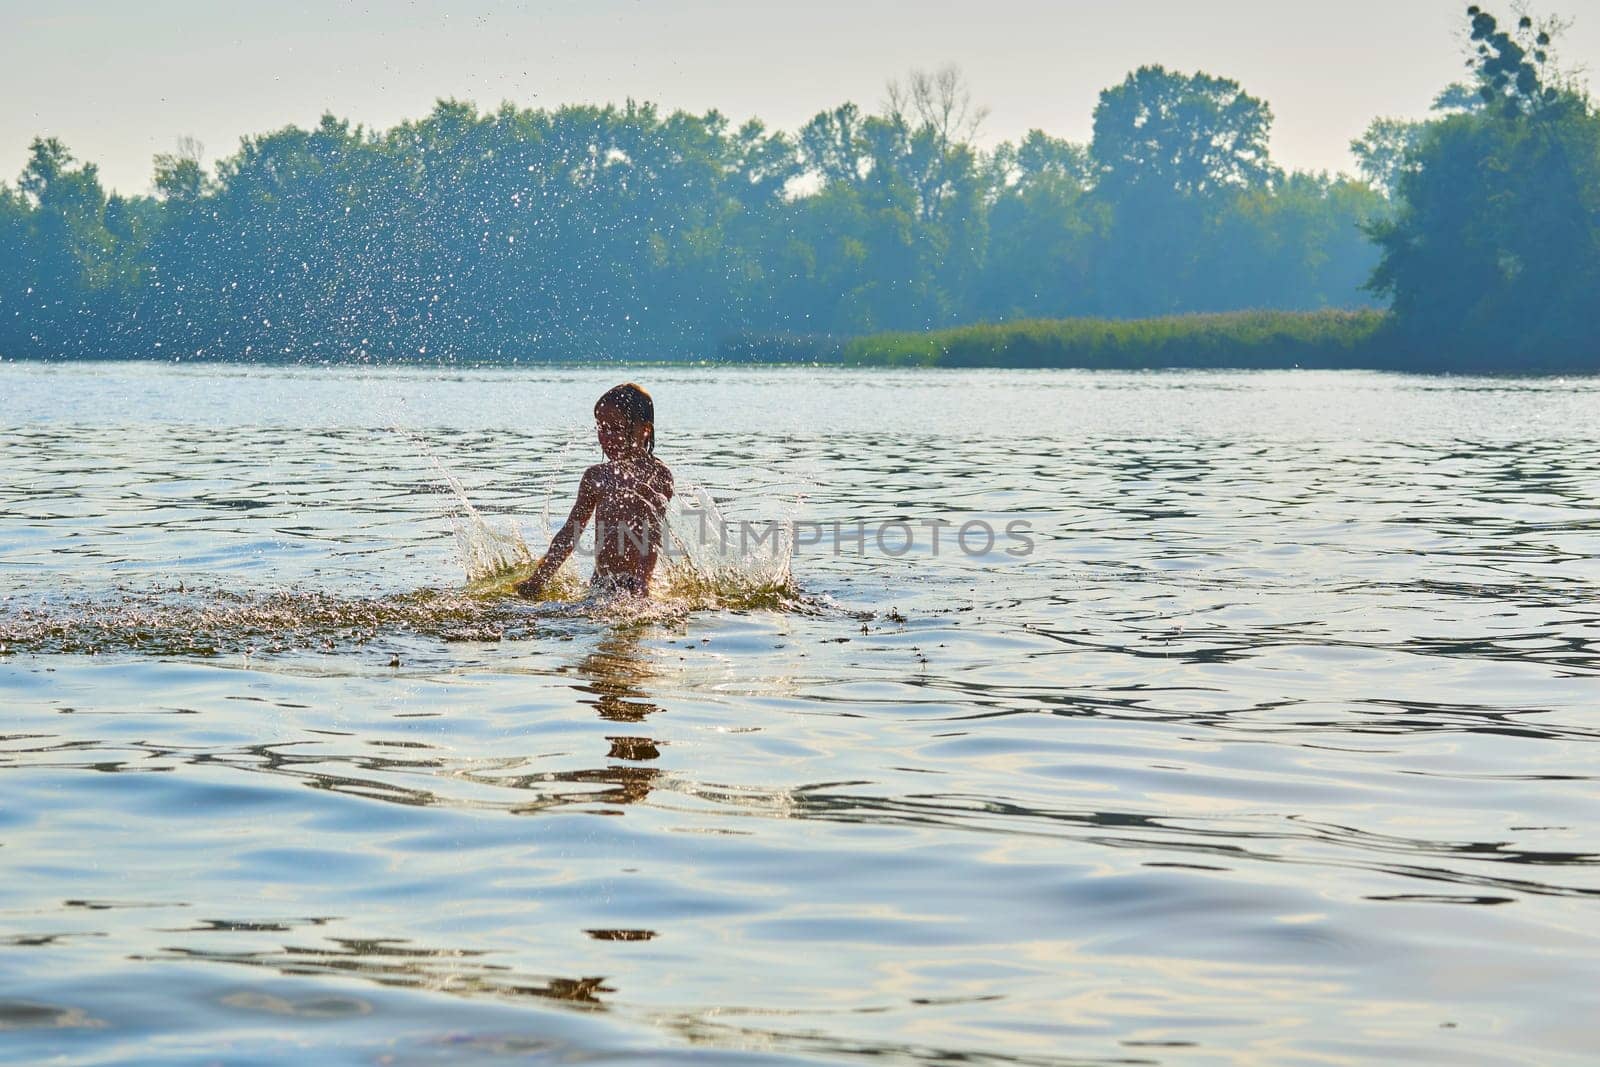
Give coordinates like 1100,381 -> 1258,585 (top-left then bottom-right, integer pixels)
1351,85 -> 1484,202
842,310 -> 1390,369
1078,66 -> 1371,319
1091,66 -> 1277,198
0,48 -> 1528,367
1367,5 -> 1599,365
1350,118 -> 1428,198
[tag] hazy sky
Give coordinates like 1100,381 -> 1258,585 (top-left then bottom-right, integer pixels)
4,0 -> 1597,195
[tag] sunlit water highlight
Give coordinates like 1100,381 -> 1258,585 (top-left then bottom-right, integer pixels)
1,362 -> 1598,1065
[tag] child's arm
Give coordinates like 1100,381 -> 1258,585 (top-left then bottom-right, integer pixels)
516,468 -> 601,598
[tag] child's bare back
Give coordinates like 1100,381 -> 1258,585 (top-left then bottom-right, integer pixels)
579,454 -> 674,593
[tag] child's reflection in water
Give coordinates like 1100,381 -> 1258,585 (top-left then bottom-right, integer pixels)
567,627 -> 663,806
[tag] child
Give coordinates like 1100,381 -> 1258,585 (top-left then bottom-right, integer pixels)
517,383 -> 674,598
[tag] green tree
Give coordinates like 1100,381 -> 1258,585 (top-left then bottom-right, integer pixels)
1089,66 -> 1279,315
1366,5 -> 1599,364
1206,172 -> 1384,310
1092,65 -> 1276,198
789,71 -> 990,334
1351,84 -> 1487,202
976,131 -> 1099,320
798,103 -> 868,187
1350,118 -> 1427,198
0,138 -> 135,357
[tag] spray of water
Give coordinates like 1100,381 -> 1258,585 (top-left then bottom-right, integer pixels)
0,452 -> 814,658
456,481 -> 808,615
0,586 -> 536,657
657,485 -> 803,611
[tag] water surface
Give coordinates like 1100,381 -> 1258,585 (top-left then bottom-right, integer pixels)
2,362 -> 1598,1064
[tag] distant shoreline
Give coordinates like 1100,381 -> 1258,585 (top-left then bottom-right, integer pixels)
2,359 -> 1594,379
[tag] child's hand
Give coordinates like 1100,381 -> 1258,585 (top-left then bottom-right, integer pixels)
515,575 -> 544,599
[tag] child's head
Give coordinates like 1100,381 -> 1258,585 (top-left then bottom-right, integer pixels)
594,382 -> 655,458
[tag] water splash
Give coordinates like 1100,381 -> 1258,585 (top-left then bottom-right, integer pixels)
458,481 -> 807,615
409,432 -> 538,582
658,485 -> 803,611
0,461 -> 814,658
0,586 -> 536,657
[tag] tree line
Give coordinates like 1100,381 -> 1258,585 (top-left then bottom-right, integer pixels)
1,5 -> 1594,367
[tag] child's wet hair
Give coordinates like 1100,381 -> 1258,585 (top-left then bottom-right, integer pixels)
595,383 -> 655,453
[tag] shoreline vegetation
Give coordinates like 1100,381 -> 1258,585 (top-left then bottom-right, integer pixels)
838,310 -> 1590,374
717,307 -> 1596,373
725,311 -> 1393,371
842,310 -> 1394,370
2,6 -> 1596,373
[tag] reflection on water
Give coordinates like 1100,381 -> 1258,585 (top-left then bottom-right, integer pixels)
0,1000 -> 105,1032
586,929 -> 657,941
1,364 -> 1598,1065
579,629 -> 666,725
430,631 -> 670,812
145,938 -> 616,1009
576,630 -> 665,807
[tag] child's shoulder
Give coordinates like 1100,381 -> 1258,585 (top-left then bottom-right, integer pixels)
648,455 -> 673,490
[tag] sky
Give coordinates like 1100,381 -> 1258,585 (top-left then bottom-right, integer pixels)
3,0 -> 1597,195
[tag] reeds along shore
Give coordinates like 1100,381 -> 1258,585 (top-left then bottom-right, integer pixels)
717,307 -> 1600,373
839,309 -> 1600,373
839,310 -> 1391,370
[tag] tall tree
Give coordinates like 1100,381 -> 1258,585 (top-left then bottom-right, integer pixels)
1091,65 -> 1276,199
1089,66 -> 1278,315
1366,5 -> 1599,363
1,138 -> 131,357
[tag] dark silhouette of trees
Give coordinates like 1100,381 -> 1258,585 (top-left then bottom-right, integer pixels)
1,138 -> 139,356
8,49 -> 1533,365
1367,5 -> 1599,365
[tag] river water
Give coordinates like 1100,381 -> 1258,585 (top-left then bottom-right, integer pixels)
1,361 -> 1597,1065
